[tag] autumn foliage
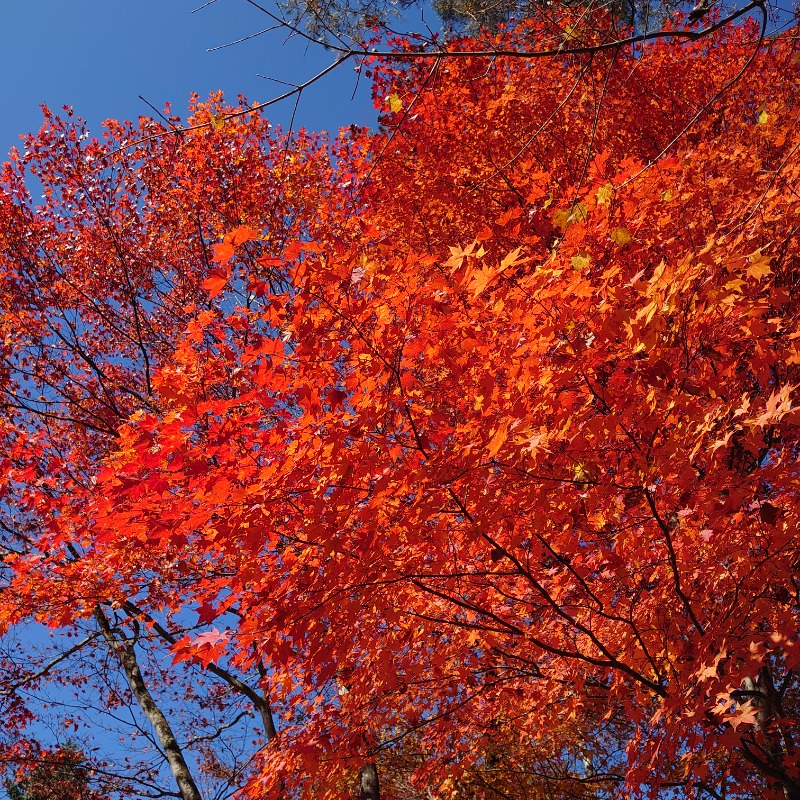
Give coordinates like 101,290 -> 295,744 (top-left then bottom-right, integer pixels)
2,11 -> 800,800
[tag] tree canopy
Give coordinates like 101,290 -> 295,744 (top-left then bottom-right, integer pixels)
4,745 -> 106,800
278,0 -> 687,47
1,8 -> 799,800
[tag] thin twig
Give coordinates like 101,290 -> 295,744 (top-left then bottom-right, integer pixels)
103,1 -> 763,158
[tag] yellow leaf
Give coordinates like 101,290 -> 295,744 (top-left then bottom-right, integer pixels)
210,114 -> 226,131
573,462 -> 599,483
636,299 -> 658,326
747,249 -> 772,279
745,383 -> 797,428
388,93 -> 403,113
596,184 -> 613,206
726,700 -> 760,730
757,109 -> 769,125
553,208 -> 571,231
611,227 -> 632,247
571,252 -> 590,270
571,202 -> 588,223
541,192 -> 554,210
500,246 -> 529,270
661,189 -> 673,202
552,203 -> 587,231
443,241 -> 478,272
470,266 -> 495,298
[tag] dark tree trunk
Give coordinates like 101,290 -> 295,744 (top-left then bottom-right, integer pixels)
360,762 -> 380,800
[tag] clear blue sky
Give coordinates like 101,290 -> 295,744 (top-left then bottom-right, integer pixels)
1,0 -> 380,159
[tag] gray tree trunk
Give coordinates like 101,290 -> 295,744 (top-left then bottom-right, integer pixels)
360,762 -> 380,800
94,606 -> 203,800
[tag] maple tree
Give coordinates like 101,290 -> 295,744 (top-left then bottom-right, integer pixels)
0,97 -> 333,798
3,744 -> 107,800
2,7 -> 800,800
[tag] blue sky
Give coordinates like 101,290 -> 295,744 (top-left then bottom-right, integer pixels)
1,0 -> 381,160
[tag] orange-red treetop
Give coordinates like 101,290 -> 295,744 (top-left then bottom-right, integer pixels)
2,13 -> 800,800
